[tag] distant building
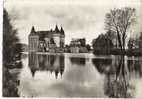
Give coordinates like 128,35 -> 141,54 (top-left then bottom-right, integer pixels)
29,25 -> 65,52
70,38 -> 81,53
69,38 -> 88,53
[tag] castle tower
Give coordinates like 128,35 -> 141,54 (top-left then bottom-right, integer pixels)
60,26 -> 65,48
55,24 -> 60,33
53,25 -> 60,47
29,26 -> 39,52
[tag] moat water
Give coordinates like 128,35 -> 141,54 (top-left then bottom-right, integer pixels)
17,53 -> 142,98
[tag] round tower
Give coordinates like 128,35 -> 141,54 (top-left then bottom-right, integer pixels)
60,26 -> 65,48
29,26 -> 39,52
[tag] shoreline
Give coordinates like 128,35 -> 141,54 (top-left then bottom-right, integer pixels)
21,51 -> 142,57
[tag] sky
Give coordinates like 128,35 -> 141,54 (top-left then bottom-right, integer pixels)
4,0 -> 142,44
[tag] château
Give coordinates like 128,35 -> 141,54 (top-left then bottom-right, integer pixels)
29,25 -> 65,52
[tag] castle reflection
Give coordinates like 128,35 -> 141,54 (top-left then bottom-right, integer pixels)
19,53 -> 142,97
28,53 -> 65,79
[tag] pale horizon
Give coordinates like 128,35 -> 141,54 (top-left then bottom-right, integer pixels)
4,0 -> 142,45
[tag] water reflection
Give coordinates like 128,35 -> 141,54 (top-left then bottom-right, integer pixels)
105,56 -> 129,98
127,59 -> 142,77
29,52 -> 39,77
19,53 -> 142,98
92,56 -> 142,98
70,57 -> 86,65
29,53 -> 65,79
92,58 -> 112,74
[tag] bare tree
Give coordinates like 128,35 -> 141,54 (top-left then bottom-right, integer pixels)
105,7 -> 136,52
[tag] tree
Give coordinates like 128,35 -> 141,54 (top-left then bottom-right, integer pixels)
86,44 -> 91,51
105,7 -> 136,52
127,32 -> 142,50
3,9 -> 22,97
137,32 -> 142,50
3,9 -> 22,64
139,32 -> 142,40
105,30 -> 116,41
128,38 -> 135,50
92,33 -> 113,54
79,38 -> 86,47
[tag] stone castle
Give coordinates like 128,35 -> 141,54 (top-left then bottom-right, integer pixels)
29,25 -> 65,52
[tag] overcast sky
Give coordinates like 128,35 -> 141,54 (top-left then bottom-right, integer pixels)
4,0 -> 142,44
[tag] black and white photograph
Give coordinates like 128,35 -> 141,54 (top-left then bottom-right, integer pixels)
2,0 -> 142,98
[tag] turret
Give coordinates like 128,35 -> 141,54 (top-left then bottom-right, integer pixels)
60,26 -> 65,35
59,26 -> 65,48
55,25 -> 60,33
30,26 -> 36,35
29,26 -> 39,52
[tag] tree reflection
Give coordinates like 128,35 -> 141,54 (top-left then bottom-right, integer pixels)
28,53 -> 65,79
104,56 -> 130,98
92,58 -> 112,74
127,59 -> 142,77
70,57 -> 86,65
92,55 -> 142,98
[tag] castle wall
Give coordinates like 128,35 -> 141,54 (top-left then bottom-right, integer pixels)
44,38 -> 50,51
53,34 -> 60,47
60,36 -> 65,47
29,35 -> 39,52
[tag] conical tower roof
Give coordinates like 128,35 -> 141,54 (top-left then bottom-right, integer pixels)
55,25 -> 60,33
60,26 -> 65,35
30,26 -> 36,35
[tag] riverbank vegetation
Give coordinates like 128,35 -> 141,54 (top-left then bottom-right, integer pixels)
92,7 -> 142,56
3,9 -> 22,97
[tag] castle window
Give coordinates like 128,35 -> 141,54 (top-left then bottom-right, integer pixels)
50,38 -> 55,44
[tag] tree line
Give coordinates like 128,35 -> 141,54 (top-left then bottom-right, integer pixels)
92,7 -> 142,56
3,9 -> 22,97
